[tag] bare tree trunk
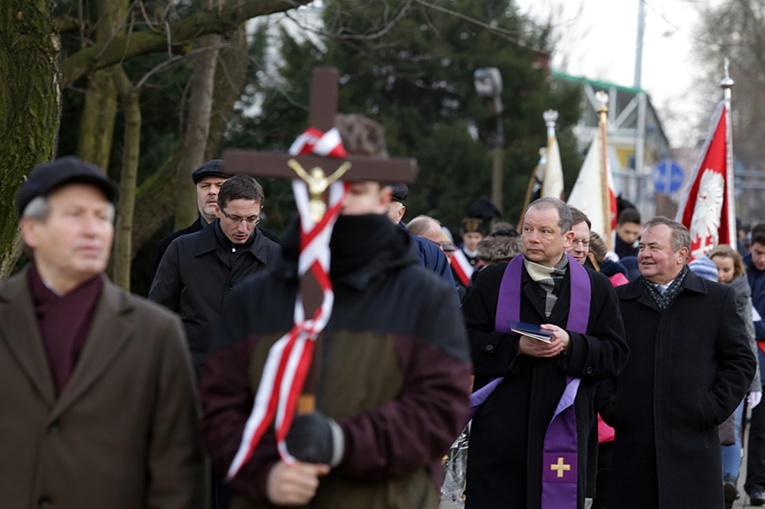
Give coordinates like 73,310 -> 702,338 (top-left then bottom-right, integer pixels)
130,25 -> 247,256
0,1 -> 59,281
78,70 -> 118,169
112,67 -> 141,290
131,148 -> 182,257
206,23 -> 248,160
174,31 -> 222,229
77,0 -> 126,170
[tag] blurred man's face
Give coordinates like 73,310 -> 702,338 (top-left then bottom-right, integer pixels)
342,182 -> 390,216
197,176 -> 228,223
751,242 -> 765,271
386,200 -> 405,224
21,184 -> 114,293
617,221 -> 641,244
565,221 -> 591,265
462,232 -> 483,252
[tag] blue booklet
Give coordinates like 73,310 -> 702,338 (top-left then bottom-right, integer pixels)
507,320 -> 553,344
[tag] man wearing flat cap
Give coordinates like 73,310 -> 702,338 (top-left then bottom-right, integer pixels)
152,159 -> 231,280
0,156 -> 204,509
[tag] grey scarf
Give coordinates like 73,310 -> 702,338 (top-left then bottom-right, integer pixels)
524,254 -> 569,318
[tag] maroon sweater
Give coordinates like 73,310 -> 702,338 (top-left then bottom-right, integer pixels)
28,264 -> 104,395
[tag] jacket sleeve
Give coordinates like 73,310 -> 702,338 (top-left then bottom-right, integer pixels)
146,315 -> 206,509
334,282 -> 472,481
704,288 -> 757,426
734,283 -> 761,392
198,288 -> 278,503
148,239 -> 183,312
463,264 -> 523,378
560,273 -> 629,381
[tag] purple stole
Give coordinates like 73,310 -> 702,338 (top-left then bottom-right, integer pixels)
469,253 -> 591,509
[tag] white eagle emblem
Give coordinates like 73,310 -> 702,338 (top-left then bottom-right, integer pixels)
689,168 -> 724,259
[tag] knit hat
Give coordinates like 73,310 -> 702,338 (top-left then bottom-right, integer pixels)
688,255 -> 718,282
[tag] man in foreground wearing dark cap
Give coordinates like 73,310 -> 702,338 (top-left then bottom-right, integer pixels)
0,156 -> 204,509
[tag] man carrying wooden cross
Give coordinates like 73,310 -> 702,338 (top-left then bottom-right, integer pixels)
199,109 -> 471,508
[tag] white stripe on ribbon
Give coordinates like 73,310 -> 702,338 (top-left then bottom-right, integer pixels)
227,151 -> 347,478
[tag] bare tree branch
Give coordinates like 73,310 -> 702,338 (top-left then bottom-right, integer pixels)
61,0 -> 312,87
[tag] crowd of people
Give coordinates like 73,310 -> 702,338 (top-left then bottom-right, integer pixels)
2,116 -> 764,509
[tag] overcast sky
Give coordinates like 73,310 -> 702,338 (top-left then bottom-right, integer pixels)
515,0 -> 722,148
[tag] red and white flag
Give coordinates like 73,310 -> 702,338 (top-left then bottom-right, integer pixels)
676,101 -> 735,261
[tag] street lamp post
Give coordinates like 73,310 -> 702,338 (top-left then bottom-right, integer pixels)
474,67 -> 505,211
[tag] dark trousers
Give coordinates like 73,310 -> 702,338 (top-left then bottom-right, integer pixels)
593,441 -> 614,509
746,385 -> 765,494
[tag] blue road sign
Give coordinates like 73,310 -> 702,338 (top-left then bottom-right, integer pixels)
652,159 -> 684,194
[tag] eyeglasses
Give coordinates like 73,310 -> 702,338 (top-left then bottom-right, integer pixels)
571,239 -> 590,248
220,209 -> 260,225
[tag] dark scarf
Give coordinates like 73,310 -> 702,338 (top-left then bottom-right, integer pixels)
28,263 -> 104,395
280,214 -> 413,283
642,265 -> 689,311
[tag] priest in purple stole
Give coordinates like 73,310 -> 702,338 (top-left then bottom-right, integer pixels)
463,197 -> 628,509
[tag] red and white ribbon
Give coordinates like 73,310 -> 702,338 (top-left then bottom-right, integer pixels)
450,249 -> 475,287
288,127 -> 347,159
227,128 -> 348,479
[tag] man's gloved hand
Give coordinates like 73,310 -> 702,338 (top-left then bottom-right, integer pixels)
749,391 -> 763,409
285,412 -> 345,467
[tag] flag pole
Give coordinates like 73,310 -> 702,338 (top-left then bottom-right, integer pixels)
721,59 -> 736,247
595,91 -> 612,250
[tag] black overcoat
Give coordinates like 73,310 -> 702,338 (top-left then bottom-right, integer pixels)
602,271 -> 756,508
149,221 -> 279,372
463,261 -> 628,509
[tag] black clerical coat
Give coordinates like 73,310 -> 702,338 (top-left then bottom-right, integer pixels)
463,262 -> 628,509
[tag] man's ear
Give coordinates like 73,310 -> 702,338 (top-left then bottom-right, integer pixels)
564,230 -> 575,245
677,247 -> 690,265
19,217 -> 40,249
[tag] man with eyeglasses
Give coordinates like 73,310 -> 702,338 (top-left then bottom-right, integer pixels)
149,174 -> 279,377
567,207 -> 592,267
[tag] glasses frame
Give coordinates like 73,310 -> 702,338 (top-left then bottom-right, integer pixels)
220,209 -> 261,226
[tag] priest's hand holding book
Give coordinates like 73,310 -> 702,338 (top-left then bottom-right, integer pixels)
510,321 -> 570,358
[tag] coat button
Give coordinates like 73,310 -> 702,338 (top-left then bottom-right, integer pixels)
38,496 -> 52,508
46,423 -> 60,435
585,367 -> 593,375
484,343 -> 494,352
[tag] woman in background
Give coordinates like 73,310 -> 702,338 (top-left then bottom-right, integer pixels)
709,244 -> 762,509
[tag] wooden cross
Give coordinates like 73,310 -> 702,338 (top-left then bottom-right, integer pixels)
222,67 -> 417,412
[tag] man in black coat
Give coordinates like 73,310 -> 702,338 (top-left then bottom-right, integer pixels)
600,216 -> 756,509
149,175 -> 279,374
463,197 -> 628,509
152,160 -> 231,281
151,160 -> 280,283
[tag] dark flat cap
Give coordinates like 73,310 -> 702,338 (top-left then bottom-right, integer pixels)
17,156 -> 119,216
191,159 -> 230,184
390,183 -> 408,203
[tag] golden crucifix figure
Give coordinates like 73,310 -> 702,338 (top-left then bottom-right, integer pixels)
287,158 -> 352,222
